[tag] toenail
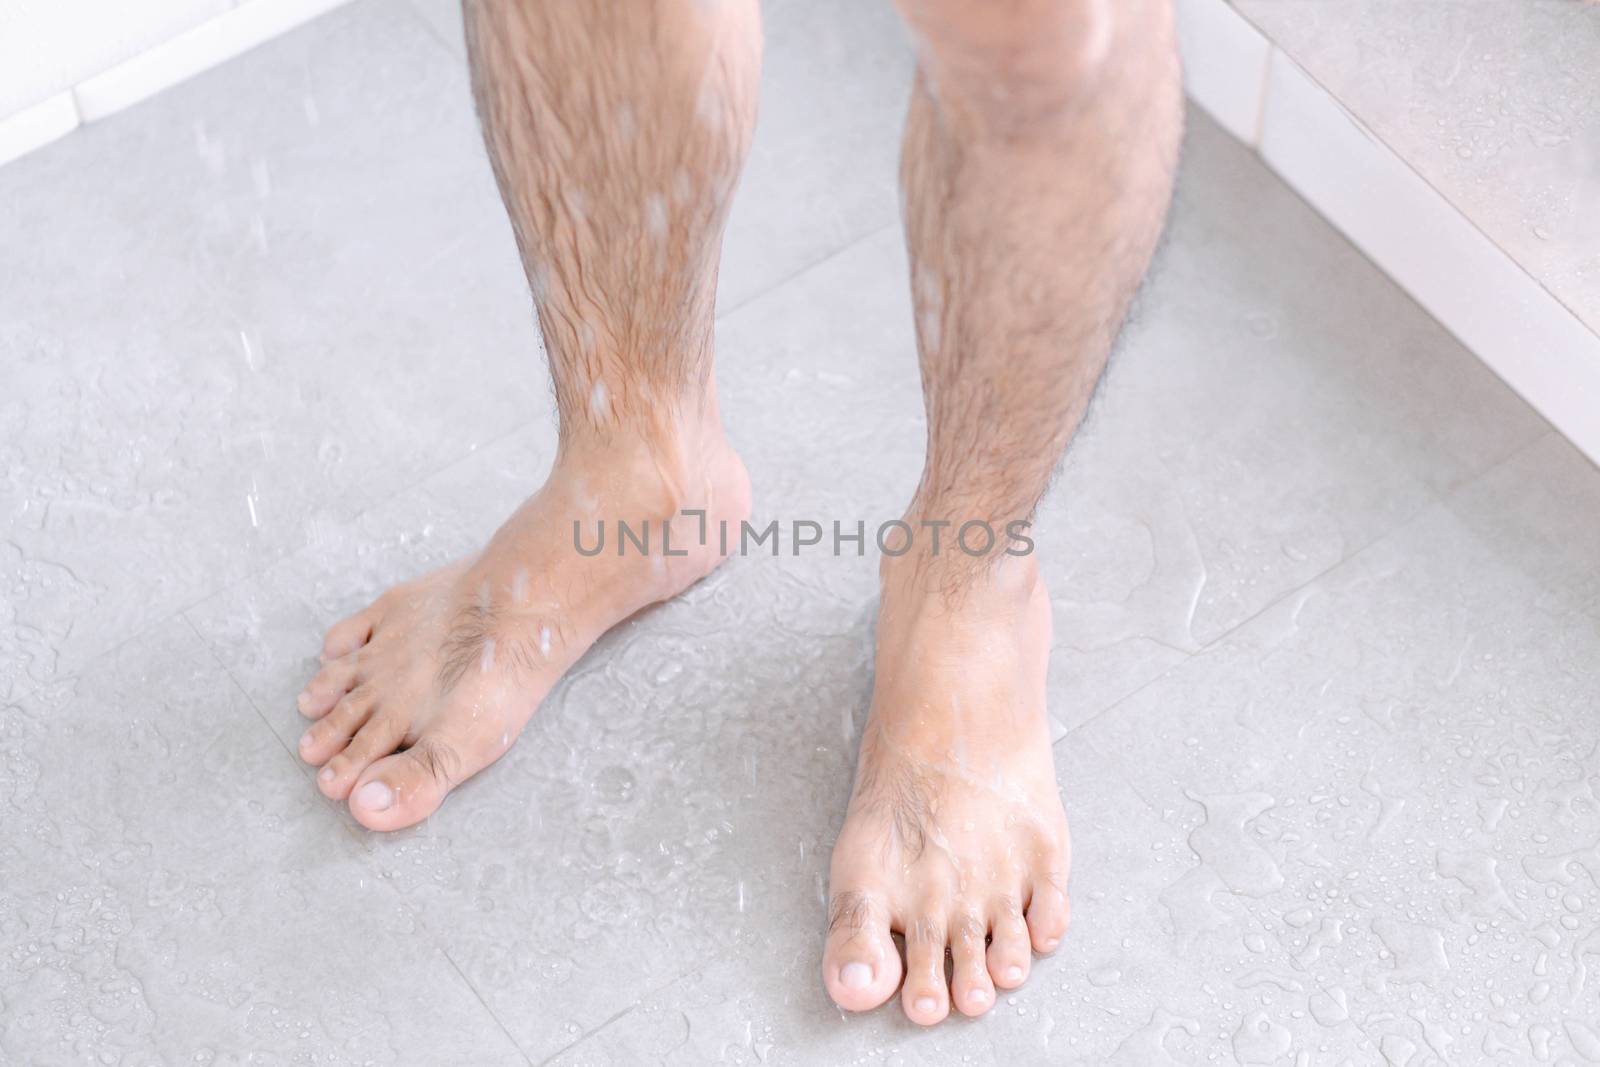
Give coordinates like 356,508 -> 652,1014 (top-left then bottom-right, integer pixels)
914,996 -> 938,1016
968,988 -> 991,1006
298,730 -> 314,750
1005,965 -> 1024,982
318,766 -> 335,783
296,691 -> 312,711
1042,938 -> 1059,950
839,962 -> 873,990
355,781 -> 393,812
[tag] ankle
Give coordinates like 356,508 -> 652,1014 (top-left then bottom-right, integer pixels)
559,397 -> 720,475
878,497 -> 1041,598
879,542 -> 1044,618
552,412 -> 749,551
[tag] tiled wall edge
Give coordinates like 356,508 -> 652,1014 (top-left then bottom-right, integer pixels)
1255,50 -> 1600,469
74,0 -> 360,122
0,91 -> 81,168
1177,0 -> 1600,468
0,0 -> 364,161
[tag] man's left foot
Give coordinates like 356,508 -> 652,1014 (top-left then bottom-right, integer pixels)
822,552 -> 1071,1024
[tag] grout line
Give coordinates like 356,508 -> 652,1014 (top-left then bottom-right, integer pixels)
716,219 -> 899,322
1431,418 -> 1554,499
1060,427 -> 1561,753
1057,427 -> 1568,817
1054,664 -> 1187,755
439,945 -> 540,1066
1430,428 -> 1555,508
181,611 -> 303,770
1057,489 -> 1443,751
533,1004 -> 641,1067
6,597 -> 276,714
532,965 -> 700,1067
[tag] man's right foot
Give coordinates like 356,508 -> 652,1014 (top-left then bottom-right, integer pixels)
294,425 -> 750,830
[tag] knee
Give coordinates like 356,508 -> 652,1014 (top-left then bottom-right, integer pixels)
896,0 -> 1164,132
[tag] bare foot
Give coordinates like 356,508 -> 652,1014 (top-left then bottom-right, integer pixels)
295,426 -> 749,830
822,552 -> 1072,1024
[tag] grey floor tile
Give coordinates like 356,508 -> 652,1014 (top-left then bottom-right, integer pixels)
394,0 -> 915,316
716,0 -> 915,311
0,618 -> 527,1065
1440,432 -> 1600,614
1079,463 -> 1600,1063
186,422 -> 561,755
1232,0 -> 1600,334
0,2 -> 539,702
1068,101 -> 1548,651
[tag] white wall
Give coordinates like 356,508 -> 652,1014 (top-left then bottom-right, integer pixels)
0,0 -> 231,117
0,0 -> 355,164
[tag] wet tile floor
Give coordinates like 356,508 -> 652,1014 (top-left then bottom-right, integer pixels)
3,2 -> 1598,1064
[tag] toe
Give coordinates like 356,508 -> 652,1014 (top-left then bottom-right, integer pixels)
298,685 -> 376,765
321,603 -> 381,662
987,895 -> 1032,989
317,709 -> 405,801
822,889 -> 902,1012
1025,874 -> 1071,954
348,731 -> 473,832
949,910 -> 995,1017
900,913 -> 950,1026
298,653 -> 360,719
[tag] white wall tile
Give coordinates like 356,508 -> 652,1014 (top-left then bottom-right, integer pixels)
73,0 -> 358,122
1259,49 -> 1600,468
1174,0 -> 1270,145
0,90 -> 78,167
0,0 -> 230,117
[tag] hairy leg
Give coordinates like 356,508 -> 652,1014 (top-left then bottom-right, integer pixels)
823,0 -> 1183,1023
468,0 -> 759,440
294,0 -> 761,830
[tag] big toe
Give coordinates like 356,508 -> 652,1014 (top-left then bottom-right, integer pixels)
348,737 -> 463,831
822,890 -> 902,1012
